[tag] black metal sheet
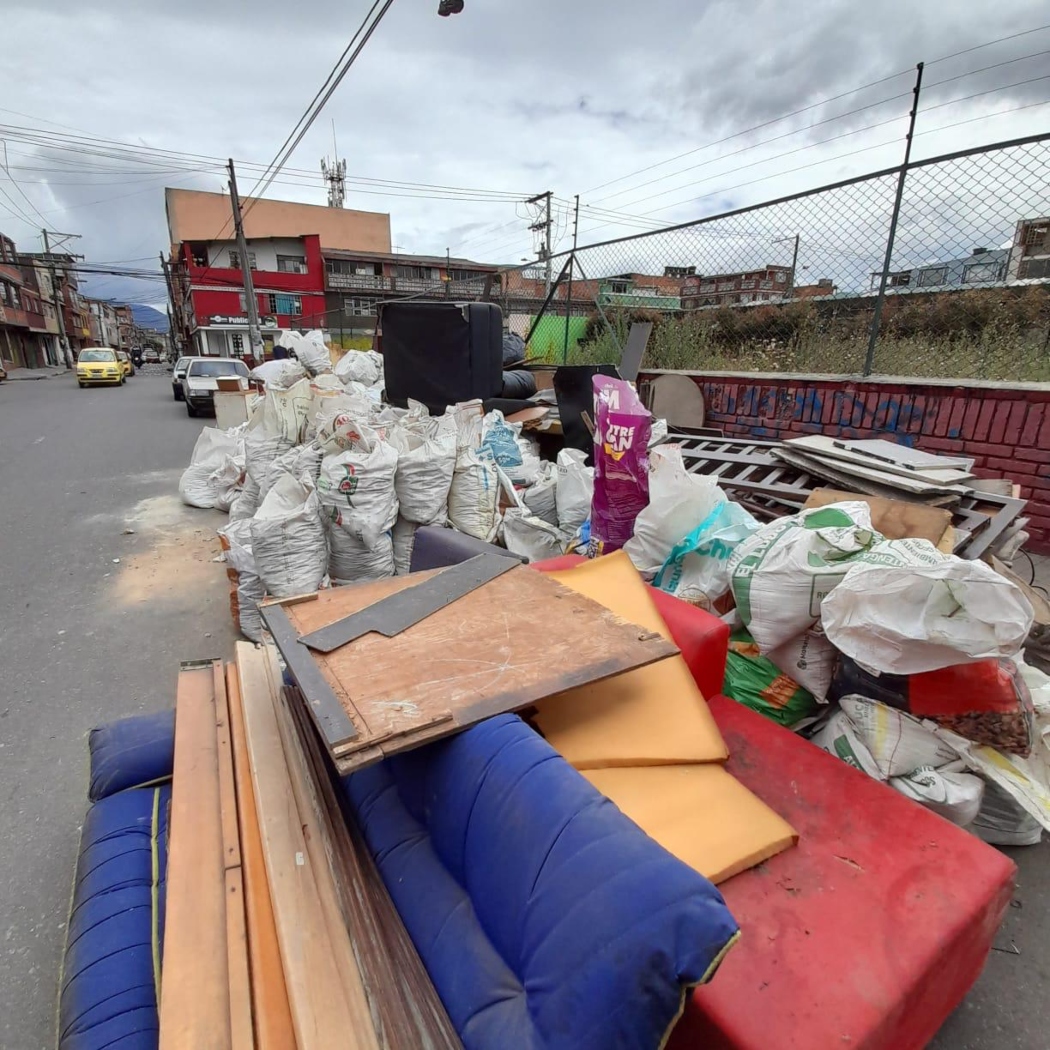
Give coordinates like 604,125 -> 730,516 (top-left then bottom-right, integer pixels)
299,554 -> 520,654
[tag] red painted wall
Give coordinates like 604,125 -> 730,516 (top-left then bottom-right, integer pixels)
641,370 -> 1050,551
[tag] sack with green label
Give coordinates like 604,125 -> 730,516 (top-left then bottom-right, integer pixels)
724,629 -> 821,728
728,502 -> 881,652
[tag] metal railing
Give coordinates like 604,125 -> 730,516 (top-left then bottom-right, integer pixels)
497,132 -> 1050,382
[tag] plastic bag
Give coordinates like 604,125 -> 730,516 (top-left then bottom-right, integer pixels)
724,629 -> 820,728
448,446 -> 501,542
334,349 -> 383,387
891,763 -> 985,828
729,502 -> 880,652
389,411 -> 456,525
179,427 -> 245,509
521,460 -> 558,525
589,377 -> 651,555
250,474 -> 327,598
208,454 -> 245,513
767,629 -> 837,703
479,411 -> 540,486
229,473 -> 261,522
317,432 -> 399,548
244,378 -> 314,484
501,507 -> 565,563
260,442 -> 325,502
392,516 -> 417,577
330,531 -> 395,583
218,519 -> 265,642
555,448 -> 593,534
297,330 -> 332,377
821,538 -> 1035,676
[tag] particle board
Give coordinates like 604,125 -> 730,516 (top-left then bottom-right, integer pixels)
532,553 -> 727,767
158,660 -> 232,1050
786,435 -> 975,485
235,642 -> 377,1050
281,564 -> 679,773
803,488 -> 952,545
225,664 -> 296,1050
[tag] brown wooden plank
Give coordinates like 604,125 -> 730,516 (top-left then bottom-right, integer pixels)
283,683 -> 462,1049
224,867 -> 254,1050
803,488 -> 952,544
225,664 -> 297,1050
214,672 -> 242,873
284,563 -> 677,769
235,642 -> 378,1050
159,660 -> 231,1050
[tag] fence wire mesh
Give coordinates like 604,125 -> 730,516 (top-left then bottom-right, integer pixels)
497,133 -> 1050,381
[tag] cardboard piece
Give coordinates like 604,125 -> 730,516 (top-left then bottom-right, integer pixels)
584,763 -> 798,885
532,552 -> 728,767
803,488 -> 952,545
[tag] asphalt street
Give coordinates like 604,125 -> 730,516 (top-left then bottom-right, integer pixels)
0,369 -> 1048,1048
0,369 -> 239,1050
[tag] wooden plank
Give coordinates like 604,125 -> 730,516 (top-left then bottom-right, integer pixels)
224,867 -> 254,1050
803,488 -> 952,545
159,660 -> 231,1050
214,672 -> 241,872
225,664 -> 297,1050
283,564 -> 678,769
235,642 -> 378,1050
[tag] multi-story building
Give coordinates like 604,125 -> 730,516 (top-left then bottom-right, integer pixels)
165,188 -> 392,357
85,299 -> 123,348
0,233 -> 68,369
871,247 -> 1010,291
323,249 -> 500,344
681,265 -> 794,309
1007,217 -> 1050,281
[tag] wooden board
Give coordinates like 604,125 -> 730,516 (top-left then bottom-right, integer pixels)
159,660 -> 232,1050
803,488 -> 952,545
225,664 -> 297,1050
224,867 -> 254,1050
235,642 -> 377,1050
786,435 -> 974,485
282,564 -> 678,773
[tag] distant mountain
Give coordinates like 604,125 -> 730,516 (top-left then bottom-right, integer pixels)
131,304 -> 169,332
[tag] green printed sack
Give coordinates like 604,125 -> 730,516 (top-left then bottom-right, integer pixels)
724,629 -> 820,728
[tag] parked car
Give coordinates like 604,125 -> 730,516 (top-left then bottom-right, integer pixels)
143,348 -> 160,363
77,348 -> 124,387
170,357 -> 191,401
182,357 -> 250,417
116,350 -> 135,378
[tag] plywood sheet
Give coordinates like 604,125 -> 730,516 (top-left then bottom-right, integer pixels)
803,488 -> 952,545
159,661 -> 231,1050
584,764 -> 797,885
531,553 -> 727,767
283,563 -> 678,772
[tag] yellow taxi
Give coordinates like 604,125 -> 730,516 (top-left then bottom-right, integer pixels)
76,348 -> 124,387
116,350 -> 135,379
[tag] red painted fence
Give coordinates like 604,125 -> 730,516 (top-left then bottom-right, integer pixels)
640,370 -> 1050,551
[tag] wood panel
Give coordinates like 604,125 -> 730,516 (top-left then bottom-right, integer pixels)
235,642 -> 378,1050
159,660 -> 231,1050
803,488 -> 952,545
225,664 -> 297,1050
283,564 -> 678,772
224,867 -> 254,1050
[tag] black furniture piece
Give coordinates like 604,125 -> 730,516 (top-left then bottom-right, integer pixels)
380,300 -> 504,413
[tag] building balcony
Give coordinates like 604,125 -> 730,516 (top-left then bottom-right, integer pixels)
326,273 -> 393,292
0,304 -> 30,328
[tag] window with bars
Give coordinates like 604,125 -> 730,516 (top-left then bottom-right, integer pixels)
264,293 -> 302,315
343,298 -> 374,316
231,333 -> 244,354
276,255 -> 308,274
228,250 -> 257,270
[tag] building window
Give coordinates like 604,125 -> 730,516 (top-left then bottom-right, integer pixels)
887,271 -> 911,287
231,333 -> 244,355
394,264 -> 439,281
343,298 -> 374,316
265,293 -> 302,316
277,255 -> 308,274
228,250 -> 257,270
448,268 -> 489,282
962,261 -> 1001,284
917,266 -> 948,287
609,280 -> 631,294
1019,257 -> 1050,280
775,271 -> 787,283
1022,222 -> 1049,248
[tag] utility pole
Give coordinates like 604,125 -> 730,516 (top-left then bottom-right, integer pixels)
527,191 -> 553,294
227,158 -> 263,359
159,252 -> 181,354
42,229 -> 70,368
773,234 -> 801,297
563,194 -> 580,363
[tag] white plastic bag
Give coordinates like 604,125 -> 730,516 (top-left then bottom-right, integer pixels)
555,448 -> 594,534
229,473 -> 261,522
479,411 -> 539,486
334,349 -> 383,387
244,378 -> 313,484
260,442 -> 324,502
250,474 -> 327,598
821,538 -> 1035,675
729,502 -> 880,652
298,330 -> 332,377
448,446 -> 501,542
767,629 -> 837,702
179,427 -> 245,509
891,763 -> 985,828
317,433 -> 398,548
389,412 -> 456,525
392,516 -> 418,576
521,461 -> 559,525
207,454 -> 245,513
218,519 -> 265,642
329,530 -> 395,583
501,507 -> 565,563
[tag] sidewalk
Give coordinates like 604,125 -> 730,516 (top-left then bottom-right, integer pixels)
3,366 -> 70,381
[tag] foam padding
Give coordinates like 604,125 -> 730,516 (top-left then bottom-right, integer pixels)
88,709 -> 175,802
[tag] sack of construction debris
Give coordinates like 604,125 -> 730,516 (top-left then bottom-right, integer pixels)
179,427 -> 245,510
259,442 -> 325,502
229,474 -> 261,522
728,502 -> 880,652
391,516 -> 417,576
448,446 -> 502,542
821,538 -> 1034,676
767,629 -> 838,702
479,410 -> 541,487
389,407 -> 457,525
217,519 -> 265,642
298,330 -> 333,377
521,460 -> 558,525
250,473 -> 328,598
813,695 -> 985,827
244,378 -> 313,484
724,628 -> 821,729
555,448 -> 593,534
334,349 -> 384,388
500,506 -> 566,562
589,376 -> 651,556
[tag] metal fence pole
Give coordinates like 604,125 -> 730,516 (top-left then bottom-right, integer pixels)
864,62 -> 924,376
563,195 -> 580,363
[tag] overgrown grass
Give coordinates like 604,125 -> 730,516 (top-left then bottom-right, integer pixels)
565,287 -> 1050,382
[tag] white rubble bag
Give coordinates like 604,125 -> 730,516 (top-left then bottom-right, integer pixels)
728,501 -> 880,652
317,431 -> 399,548
820,538 -> 1035,676
179,427 -> 245,509
500,507 -> 566,563
521,460 -> 559,525
218,519 -> 265,642
260,442 -> 325,502
250,474 -> 328,598
334,349 -> 384,387
389,410 -> 457,525
208,455 -> 245,514
555,448 -> 594,534
251,358 -> 307,388
330,532 -> 395,584
392,516 -> 418,576
315,395 -> 381,455
298,330 -> 333,377
767,629 -> 837,702
244,378 -> 313,485
448,446 -> 501,542
229,473 -> 261,522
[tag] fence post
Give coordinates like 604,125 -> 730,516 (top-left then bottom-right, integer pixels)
864,62 -> 924,376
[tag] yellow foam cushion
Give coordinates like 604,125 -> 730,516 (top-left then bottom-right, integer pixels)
584,763 -> 798,884
532,552 -> 728,767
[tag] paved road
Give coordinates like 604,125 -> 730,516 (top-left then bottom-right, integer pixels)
0,370 -> 239,1050
1,369 -> 1048,1048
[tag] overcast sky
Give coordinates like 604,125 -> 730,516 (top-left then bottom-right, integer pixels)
1,0 -> 1048,308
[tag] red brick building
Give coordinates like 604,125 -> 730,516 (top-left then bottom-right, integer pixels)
681,265 -> 794,308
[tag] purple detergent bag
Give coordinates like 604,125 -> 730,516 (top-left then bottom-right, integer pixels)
588,376 -> 651,556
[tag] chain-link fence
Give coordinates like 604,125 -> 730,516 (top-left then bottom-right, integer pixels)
497,132 -> 1050,381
